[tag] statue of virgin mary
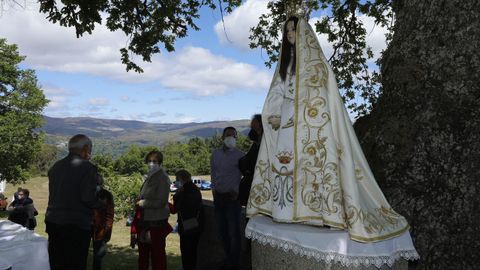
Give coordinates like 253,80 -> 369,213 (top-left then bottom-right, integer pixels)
246,15 -> 411,243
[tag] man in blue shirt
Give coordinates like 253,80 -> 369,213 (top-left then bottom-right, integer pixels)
211,127 -> 245,270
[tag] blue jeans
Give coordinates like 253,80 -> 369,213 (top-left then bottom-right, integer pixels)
214,193 -> 241,269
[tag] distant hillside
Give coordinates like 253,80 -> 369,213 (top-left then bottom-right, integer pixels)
41,116 -> 250,156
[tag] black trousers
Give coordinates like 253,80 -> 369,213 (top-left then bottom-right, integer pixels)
180,233 -> 200,270
93,240 -> 107,270
46,222 -> 91,270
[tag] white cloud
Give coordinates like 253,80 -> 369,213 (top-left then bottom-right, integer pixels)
214,0 -> 270,50
0,4 -> 271,96
0,6 -> 125,71
361,15 -> 388,60
153,47 -> 271,96
42,85 -> 75,111
88,98 -> 109,106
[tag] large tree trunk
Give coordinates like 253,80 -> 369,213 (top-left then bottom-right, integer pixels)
354,0 -> 480,269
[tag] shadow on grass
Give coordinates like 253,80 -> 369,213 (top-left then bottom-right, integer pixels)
87,244 -> 182,270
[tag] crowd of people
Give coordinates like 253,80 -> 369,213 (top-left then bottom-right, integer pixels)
34,113 -> 263,270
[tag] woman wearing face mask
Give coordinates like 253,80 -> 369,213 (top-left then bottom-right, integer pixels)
170,169 -> 203,270
130,150 -> 172,270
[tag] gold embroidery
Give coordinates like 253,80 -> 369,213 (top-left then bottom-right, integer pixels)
248,160 -> 272,208
306,146 -> 316,156
307,108 -> 318,117
276,151 -> 293,164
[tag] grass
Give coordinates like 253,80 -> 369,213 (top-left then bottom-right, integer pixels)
1,176 -> 213,270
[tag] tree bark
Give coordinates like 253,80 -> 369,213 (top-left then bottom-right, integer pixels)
354,0 -> 480,269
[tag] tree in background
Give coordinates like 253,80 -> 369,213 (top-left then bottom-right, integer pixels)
0,38 -> 49,184
31,143 -> 57,176
104,172 -> 144,219
113,144 -> 158,175
109,135 -> 252,177
186,137 -> 211,175
91,154 -> 143,219
91,153 -> 114,176
162,142 -> 193,175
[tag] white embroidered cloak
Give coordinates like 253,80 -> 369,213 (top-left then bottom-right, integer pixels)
246,18 -> 410,243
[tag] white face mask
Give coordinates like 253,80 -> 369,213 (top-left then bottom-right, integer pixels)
148,162 -> 159,171
224,136 -> 236,148
96,185 -> 102,192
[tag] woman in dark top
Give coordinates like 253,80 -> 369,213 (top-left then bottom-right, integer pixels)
8,188 -> 37,230
171,169 -> 203,270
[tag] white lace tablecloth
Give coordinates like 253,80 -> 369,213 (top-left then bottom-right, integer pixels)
245,216 -> 419,268
0,220 -> 50,270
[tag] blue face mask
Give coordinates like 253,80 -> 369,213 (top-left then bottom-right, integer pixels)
176,181 -> 183,188
96,185 -> 102,192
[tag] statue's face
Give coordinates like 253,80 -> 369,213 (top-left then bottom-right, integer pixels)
286,20 -> 296,45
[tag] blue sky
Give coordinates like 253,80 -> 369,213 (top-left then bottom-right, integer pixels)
0,0 -> 387,123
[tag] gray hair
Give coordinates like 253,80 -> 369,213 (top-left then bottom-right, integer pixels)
68,134 -> 92,153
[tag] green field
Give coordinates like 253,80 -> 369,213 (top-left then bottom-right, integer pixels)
1,176 -> 213,270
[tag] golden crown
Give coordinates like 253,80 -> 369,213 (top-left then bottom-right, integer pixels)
276,151 -> 294,164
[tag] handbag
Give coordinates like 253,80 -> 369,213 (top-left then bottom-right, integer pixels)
179,212 -> 199,232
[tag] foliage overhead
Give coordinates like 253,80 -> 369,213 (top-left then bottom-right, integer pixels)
38,0 -> 242,73
0,38 -> 49,183
249,0 -> 393,115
